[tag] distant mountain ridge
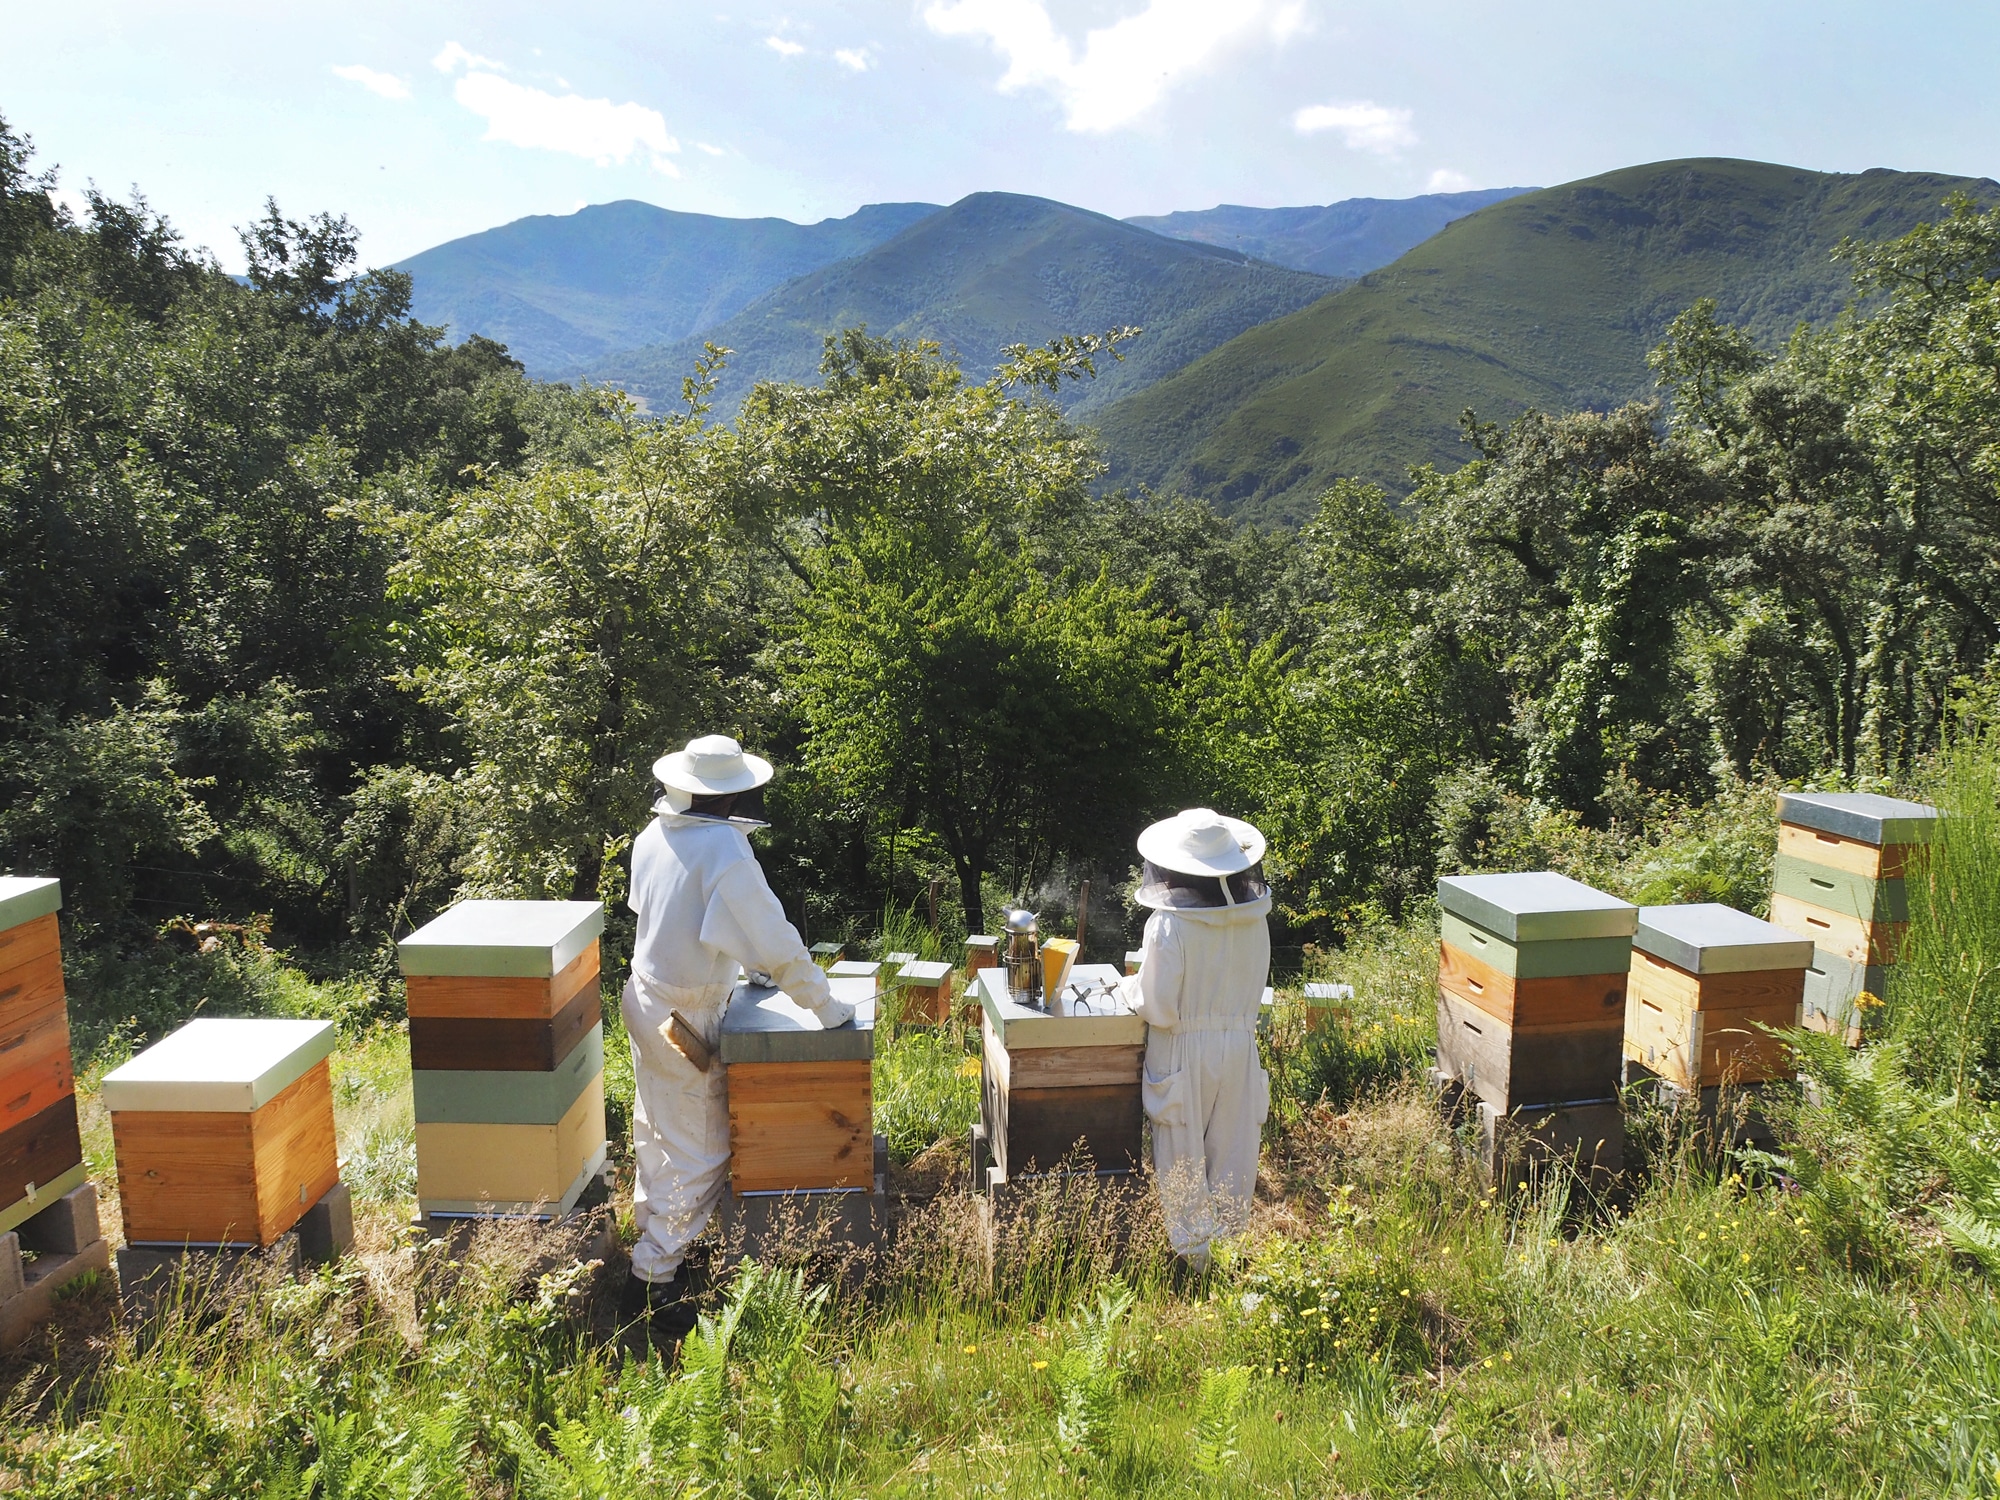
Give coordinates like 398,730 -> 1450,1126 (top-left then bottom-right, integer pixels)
395,199 -> 940,377
583,192 -> 1338,417
1125,188 -> 1534,276
1094,159 -> 2000,525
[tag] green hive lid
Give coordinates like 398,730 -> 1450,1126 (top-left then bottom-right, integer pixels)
102,1018 -> 336,1112
896,960 -> 954,985
0,876 -> 61,932
809,941 -> 845,958
399,900 -> 604,977
1436,872 -> 1637,943
1635,903 -> 1815,975
719,979 -> 875,1064
1777,791 -> 1938,846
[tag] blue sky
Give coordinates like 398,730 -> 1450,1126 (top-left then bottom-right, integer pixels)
5,1 -> 1998,271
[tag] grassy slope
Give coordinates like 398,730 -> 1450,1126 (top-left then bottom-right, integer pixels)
1095,158 -> 2000,525
395,200 -> 941,378
586,192 -> 1336,418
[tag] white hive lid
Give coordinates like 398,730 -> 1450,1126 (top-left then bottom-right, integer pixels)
896,960 -> 954,984
1635,903 -> 1816,975
0,876 -> 61,933
103,1018 -> 336,1113
829,959 -> 880,977
1777,791 -> 1939,846
1436,871 -> 1638,943
1304,982 -> 1355,1001
398,900 -> 604,977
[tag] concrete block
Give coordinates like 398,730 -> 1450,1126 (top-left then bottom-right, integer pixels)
297,1182 -> 354,1266
14,1181 -> 99,1257
0,1233 -> 22,1299
0,1231 -> 111,1351
117,1234 -> 302,1326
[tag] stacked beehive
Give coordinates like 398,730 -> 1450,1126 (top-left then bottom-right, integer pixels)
1436,872 -> 1636,1179
0,879 -> 84,1235
720,975 -> 878,1193
1624,904 -> 1812,1095
105,1018 -> 340,1247
399,901 -> 608,1219
1768,792 -> 1937,1045
976,964 -> 1142,1183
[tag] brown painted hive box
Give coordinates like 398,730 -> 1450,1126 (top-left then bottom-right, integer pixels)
892,960 -> 956,1025
977,965 -> 1142,1180
1434,873 -> 1636,1112
1625,904 -> 1812,1091
0,878 -> 85,1236
720,976 -> 876,1193
104,1019 -> 339,1247
400,899 -> 605,1071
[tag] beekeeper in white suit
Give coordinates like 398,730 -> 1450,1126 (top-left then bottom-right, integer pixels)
621,734 -> 854,1332
1122,808 -> 1273,1263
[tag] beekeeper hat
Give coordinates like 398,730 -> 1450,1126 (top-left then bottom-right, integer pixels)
653,735 -> 774,796
1135,808 -> 1265,876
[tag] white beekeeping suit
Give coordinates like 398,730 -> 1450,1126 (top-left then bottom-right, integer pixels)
623,736 -> 854,1296
1121,809 -> 1272,1262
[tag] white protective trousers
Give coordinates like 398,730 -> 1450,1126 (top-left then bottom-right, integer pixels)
1122,897 -> 1273,1258
624,808 -> 853,1283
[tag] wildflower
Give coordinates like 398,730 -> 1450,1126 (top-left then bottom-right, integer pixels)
1483,1358 -> 1493,1368
1032,1360 -> 1048,1370
964,1344 -> 978,1354
1501,1351 -> 1512,1363
957,1057 -> 982,1077
1241,1292 -> 1264,1314
1698,1232 -> 1708,1241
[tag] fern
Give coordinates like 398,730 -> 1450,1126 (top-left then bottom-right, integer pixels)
1051,1279 -> 1135,1460
303,1411 -> 389,1500
1190,1364 -> 1251,1479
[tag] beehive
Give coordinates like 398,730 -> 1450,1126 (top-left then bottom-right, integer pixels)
1624,904 -> 1811,1091
720,976 -> 876,1192
1303,982 -> 1354,1030
399,901 -> 608,1216
892,960 -> 955,1025
1123,949 -> 1144,977
978,965 -> 1142,1180
964,936 -> 999,975
0,879 -> 85,1238
1769,792 -> 1937,1043
1435,872 -> 1637,1112
809,941 -> 846,965
827,959 -> 881,995
104,1019 -> 339,1246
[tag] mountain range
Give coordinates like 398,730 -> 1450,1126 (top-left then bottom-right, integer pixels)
1127,188 -> 1529,277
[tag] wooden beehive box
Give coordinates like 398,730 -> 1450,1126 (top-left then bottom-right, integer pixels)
1770,792 -> 1937,1039
1436,872 -> 1636,1112
399,901 -> 609,1216
965,936 -> 999,975
720,977 -> 875,1193
1303,981 -> 1354,1030
809,941 -> 846,965
0,878 -> 86,1236
892,960 -> 955,1025
104,1019 -> 339,1246
978,965 -> 1142,1180
1624,904 -> 1811,1091
1123,949 -> 1144,977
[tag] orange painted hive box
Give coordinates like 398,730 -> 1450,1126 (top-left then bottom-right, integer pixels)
103,1018 -> 339,1247
1625,904 -> 1812,1091
720,977 -> 876,1193
0,878 -> 85,1236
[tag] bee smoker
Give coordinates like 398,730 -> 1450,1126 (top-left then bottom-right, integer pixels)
1003,908 -> 1042,1008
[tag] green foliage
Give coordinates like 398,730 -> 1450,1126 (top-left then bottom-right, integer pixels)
1187,1363 -> 1251,1480
1050,1279 -> 1135,1460
873,1026 -> 979,1164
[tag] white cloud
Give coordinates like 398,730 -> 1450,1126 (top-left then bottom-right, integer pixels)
330,63 -> 411,100
452,72 -> 681,174
924,0 -> 1303,133
1293,100 -> 1417,154
696,141 -> 727,156
766,36 -> 806,56
834,46 -> 871,71
434,41 -> 506,74
1427,168 -> 1472,192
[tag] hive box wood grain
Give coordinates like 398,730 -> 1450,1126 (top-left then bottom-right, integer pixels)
408,983 -> 602,1071
413,1025 -> 604,1125
1434,990 -> 1622,1112
0,985 -> 74,1136
1772,856 -> 1907,924
404,940 -> 601,1022
1622,906 -> 1807,1090
1776,791 -> 1939,849
397,900 -> 604,979
1769,892 -> 1904,967
978,966 -> 1142,1179
0,1096 -> 86,1236
892,960 -> 956,1025
721,978 -> 875,1192
1439,943 -> 1626,1029
1436,873 -> 1638,945
105,1019 -> 339,1246
1777,822 -> 1918,881
415,1074 -> 608,1215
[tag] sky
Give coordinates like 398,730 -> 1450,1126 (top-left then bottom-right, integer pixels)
5,1 -> 1999,272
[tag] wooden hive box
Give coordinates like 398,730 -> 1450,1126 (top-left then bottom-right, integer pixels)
1302,982 -> 1354,1031
104,1019 -> 338,1246
892,960 -> 956,1025
0,878 -> 86,1236
809,941 -> 846,965
399,901 -> 609,1216
978,965 -> 1143,1180
1436,872 -> 1636,1112
1770,792 -> 1937,1036
720,976 -> 875,1193
1624,904 -> 1811,1091
965,936 -> 999,975
1124,949 -> 1144,977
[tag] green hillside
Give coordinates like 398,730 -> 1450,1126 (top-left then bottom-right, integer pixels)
587,192 -> 1336,416
1125,186 -> 1533,276
1095,159 -> 2000,524
396,199 -> 939,378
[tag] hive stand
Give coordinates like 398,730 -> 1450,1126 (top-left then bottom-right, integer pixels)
1435,872 -> 1638,1183
717,975 -> 883,1266
1768,792 -> 1938,1044
399,901 -> 611,1245
0,1183 -> 111,1350
103,1018 -> 352,1317
891,960 -> 956,1026
973,964 -> 1143,1191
